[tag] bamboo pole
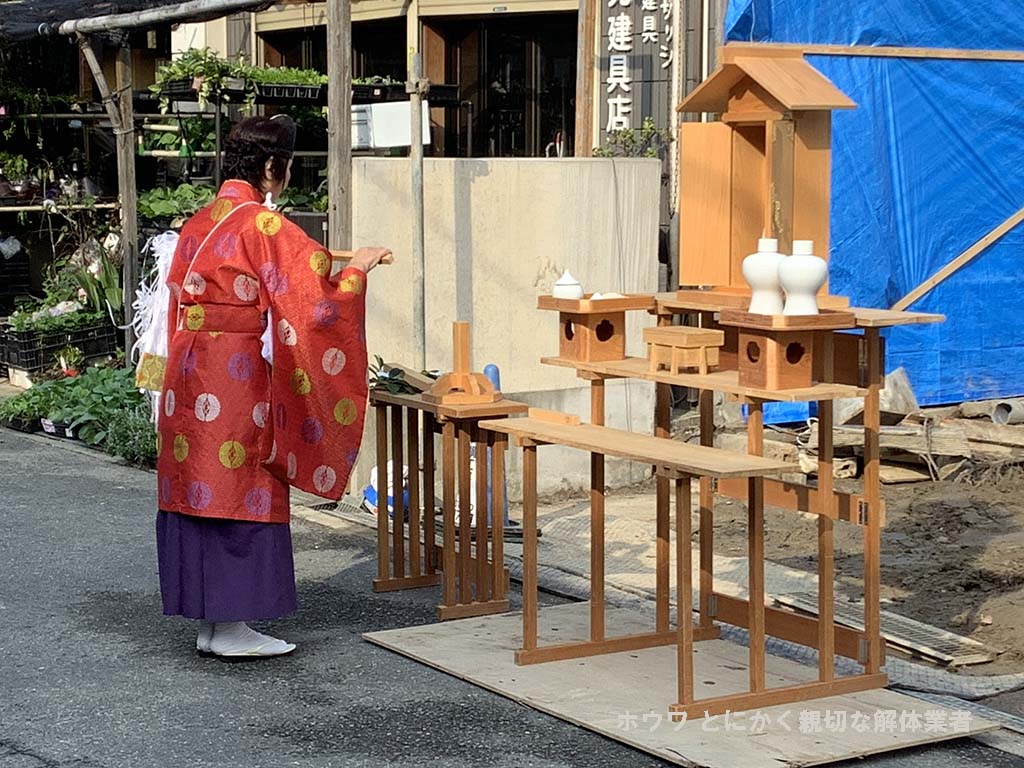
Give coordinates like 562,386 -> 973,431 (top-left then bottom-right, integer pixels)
57,0 -> 264,35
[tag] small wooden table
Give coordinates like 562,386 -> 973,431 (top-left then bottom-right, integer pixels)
478,416 -> 797,674
369,390 -> 528,620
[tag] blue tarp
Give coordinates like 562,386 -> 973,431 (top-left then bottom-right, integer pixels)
724,1 -> 1024,405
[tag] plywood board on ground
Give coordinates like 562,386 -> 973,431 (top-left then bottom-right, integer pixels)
364,603 -> 994,768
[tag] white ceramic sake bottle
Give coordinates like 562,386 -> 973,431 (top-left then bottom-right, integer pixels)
552,270 -> 585,300
741,237 -> 785,315
779,240 -> 829,316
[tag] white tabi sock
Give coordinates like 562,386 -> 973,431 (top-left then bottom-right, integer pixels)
208,621 -> 296,657
196,620 -> 214,653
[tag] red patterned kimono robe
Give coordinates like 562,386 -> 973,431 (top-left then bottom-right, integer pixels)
157,180 -> 368,523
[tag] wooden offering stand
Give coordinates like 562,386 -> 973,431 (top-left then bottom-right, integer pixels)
424,321 -> 501,405
643,326 -> 723,375
537,294 -> 654,363
718,309 -> 856,390
370,321 -> 528,621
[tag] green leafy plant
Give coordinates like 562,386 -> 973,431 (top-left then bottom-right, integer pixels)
105,404 -> 157,467
150,47 -> 248,111
47,365 -> 146,446
7,307 -> 106,333
247,67 -> 327,86
0,379 -> 64,422
0,151 -> 30,180
593,117 -> 674,159
137,183 -> 215,221
368,355 -> 437,395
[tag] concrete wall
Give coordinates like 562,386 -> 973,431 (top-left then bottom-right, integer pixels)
349,157 -> 661,498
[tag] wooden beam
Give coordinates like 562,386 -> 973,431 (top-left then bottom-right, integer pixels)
326,0 -> 353,250
573,0 -> 597,155
892,206 -> 1024,310
57,0 -> 264,34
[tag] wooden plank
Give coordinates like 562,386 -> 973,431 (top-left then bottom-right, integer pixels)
730,125 -> 766,287
365,603 -> 992,767
678,122 -> 733,287
879,464 -> 934,484
541,356 -> 866,401
527,408 -> 581,425
716,477 -> 883,527
441,421 -> 456,606
723,41 -> 1024,63
793,110 -> 832,282
515,628 -> 715,666
747,402 -> 766,693
536,294 -> 655,313
720,308 -> 856,331
374,405 -> 389,581
479,418 -> 797,478
373,573 -> 441,593
665,289 -> 850,311
847,308 -> 945,327
406,408 -> 421,576
590,378 -> 606,642
369,389 -> 529,420
671,674 -> 888,720
437,599 -> 511,621
731,56 -> 857,110
714,592 -> 865,660
893,206 -> 1024,310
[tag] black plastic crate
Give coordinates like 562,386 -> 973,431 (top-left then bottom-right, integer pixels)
255,83 -> 322,102
0,322 -> 120,372
161,78 -> 195,97
425,84 -> 460,107
352,83 -> 406,104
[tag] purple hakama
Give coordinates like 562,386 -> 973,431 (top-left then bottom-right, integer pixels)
156,510 -> 297,622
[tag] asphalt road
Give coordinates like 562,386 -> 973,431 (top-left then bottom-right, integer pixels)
1,429 -> 1021,768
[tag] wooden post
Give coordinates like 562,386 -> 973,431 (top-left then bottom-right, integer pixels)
458,422 -> 472,603
326,0 -> 353,249
452,321 -> 471,375
590,377 -> 606,642
573,0 -> 596,156
491,433 -> 506,600
655,317 -> 672,634
114,45 -> 138,358
747,400 -> 766,692
864,328 -> 883,673
522,443 -> 539,652
406,408 -> 421,577
390,405 -> 405,578
698,388 -> 715,630
375,405 -> 389,582
475,424 -> 489,602
423,413 -> 437,574
818,332 -> 835,681
676,476 -> 694,705
441,420 -> 456,606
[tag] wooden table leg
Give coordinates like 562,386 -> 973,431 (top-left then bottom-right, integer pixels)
390,404 -> 405,579
747,400 -> 766,692
441,420 -> 456,607
424,413 -> 437,574
475,423 -> 490,603
522,443 -> 539,653
818,332 -> 836,681
406,408 -> 421,577
698,389 -> 715,631
864,328 -> 883,673
655,379 -> 671,634
491,432 -> 506,600
677,475 -> 694,705
458,421 -> 472,604
591,377 -> 606,642
375,404 -> 389,582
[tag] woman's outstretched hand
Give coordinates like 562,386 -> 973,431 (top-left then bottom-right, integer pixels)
348,247 -> 392,274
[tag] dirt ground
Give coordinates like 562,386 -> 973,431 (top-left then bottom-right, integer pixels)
710,469 -> 1024,675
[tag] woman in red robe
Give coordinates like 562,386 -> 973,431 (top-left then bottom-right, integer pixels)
156,116 -> 389,658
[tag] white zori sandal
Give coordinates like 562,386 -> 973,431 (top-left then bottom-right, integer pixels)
196,621 -> 296,658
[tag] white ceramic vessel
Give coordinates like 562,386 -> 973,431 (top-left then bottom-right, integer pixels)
779,240 -> 828,315
741,238 -> 785,315
552,270 -> 585,300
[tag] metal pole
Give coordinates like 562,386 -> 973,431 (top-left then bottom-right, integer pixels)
408,52 -> 427,371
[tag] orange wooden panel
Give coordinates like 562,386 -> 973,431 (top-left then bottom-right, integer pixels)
679,122 -> 733,287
